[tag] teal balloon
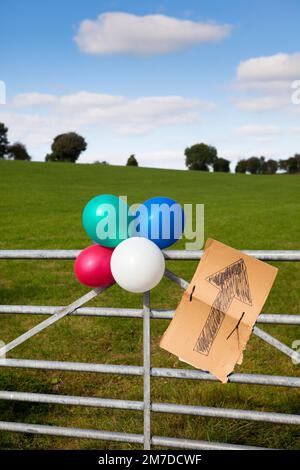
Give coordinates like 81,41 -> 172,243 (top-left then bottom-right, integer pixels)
82,194 -> 132,248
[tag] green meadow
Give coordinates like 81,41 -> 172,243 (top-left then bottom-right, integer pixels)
0,160 -> 299,449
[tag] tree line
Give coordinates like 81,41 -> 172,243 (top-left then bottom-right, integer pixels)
184,143 -> 300,174
0,123 -> 31,161
0,122 -> 299,173
0,122 -> 137,166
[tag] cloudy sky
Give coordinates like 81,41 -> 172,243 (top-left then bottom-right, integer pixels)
1,0 -> 300,169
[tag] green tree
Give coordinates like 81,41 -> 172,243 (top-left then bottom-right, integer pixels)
285,157 -> 298,173
0,122 -> 9,159
94,160 -> 109,165
235,159 -> 247,173
258,156 -> 265,174
45,132 -> 87,162
126,154 -> 138,166
279,155 -> 300,174
279,159 -> 287,172
213,157 -> 230,173
185,143 -> 217,171
246,156 -> 261,174
294,154 -> 300,172
7,142 -> 31,161
261,159 -> 278,174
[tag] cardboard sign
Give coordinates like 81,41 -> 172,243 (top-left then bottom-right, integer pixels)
160,239 -> 278,382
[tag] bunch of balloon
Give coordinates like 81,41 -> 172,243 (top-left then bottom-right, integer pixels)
74,194 -> 185,294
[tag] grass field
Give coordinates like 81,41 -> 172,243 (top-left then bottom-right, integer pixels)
0,159 -> 299,450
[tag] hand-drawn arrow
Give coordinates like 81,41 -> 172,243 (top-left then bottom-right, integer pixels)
194,258 -> 252,355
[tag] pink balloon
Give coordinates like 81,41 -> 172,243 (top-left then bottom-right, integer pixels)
74,244 -> 115,288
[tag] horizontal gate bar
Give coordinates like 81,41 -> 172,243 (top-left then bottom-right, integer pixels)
0,359 -> 299,387
152,403 -> 300,425
0,421 -> 143,444
0,250 -> 80,259
0,390 -> 299,425
152,367 -> 300,387
164,250 -> 300,261
0,249 -> 299,261
0,421 -> 264,449
0,359 -> 143,375
0,391 -> 143,410
0,305 -> 299,324
151,435 -> 265,450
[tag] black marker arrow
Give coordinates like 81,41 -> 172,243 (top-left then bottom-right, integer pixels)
194,258 -> 252,356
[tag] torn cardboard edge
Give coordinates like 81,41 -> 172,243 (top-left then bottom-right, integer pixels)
160,238 -> 278,383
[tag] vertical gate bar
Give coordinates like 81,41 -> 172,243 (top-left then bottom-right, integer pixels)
143,291 -> 151,450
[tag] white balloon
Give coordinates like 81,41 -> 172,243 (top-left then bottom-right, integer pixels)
111,237 -> 165,293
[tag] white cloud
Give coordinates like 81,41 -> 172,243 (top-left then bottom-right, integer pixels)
232,52 -> 300,113
117,125 -> 153,136
59,91 -> 125,108
8,92 -> 214,127
235,125 -> 281,136
234,52 -> 300,95
237,53 -> 300,84
237,125 -> 281,135
0,111 -> 74,148
74,12 -> 232,56
235,80 -> 291,93
234,95 -> 289,112
0,91 -> 215,153
12,92 -> 57,107
12,91 -> 126,109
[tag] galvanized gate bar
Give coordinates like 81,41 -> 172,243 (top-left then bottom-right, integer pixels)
164,268 -> 189,289
0,305 -> 145,318
1,305 -> 299,325
0,249 -> 299,261
0,421 -> 265,449
254,313 -> 300,325
0,359 -> 144,375
152,368 -> 300,387
253,325 -> 300,363
0,358 -> 299,387
0,250 -> 80,259
164,250 -> 300,262
151,403 -> 300,425
0,391 -> 143,410
0,286 -> 110,357
151,435 -> 265,450
0,249 -> 299,450
0,421 -> 144,444
143,291 -> 151,450
0,391 -> 299,425
253,325 -> 300,362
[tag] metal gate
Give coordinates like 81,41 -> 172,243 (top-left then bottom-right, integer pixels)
0,249 -> 299,450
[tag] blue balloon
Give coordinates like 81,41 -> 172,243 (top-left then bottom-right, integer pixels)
133,196 -> 185,249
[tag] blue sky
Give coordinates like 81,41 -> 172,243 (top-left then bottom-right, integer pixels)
1,0 -> 300,169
